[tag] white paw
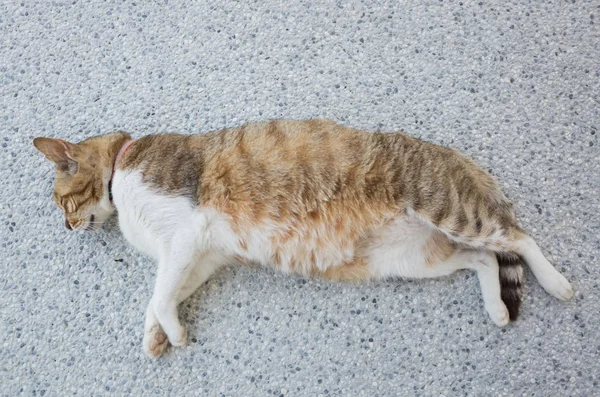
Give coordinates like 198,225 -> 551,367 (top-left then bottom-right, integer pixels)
143,325 -> 168,358
168,326 -> 187,347
539,271 -> 574,301
486,302 -> 510,327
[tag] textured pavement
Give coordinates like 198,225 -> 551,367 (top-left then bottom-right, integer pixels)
1,1 -> 599,395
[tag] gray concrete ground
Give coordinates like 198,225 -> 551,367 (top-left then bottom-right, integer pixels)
1,1 -> 599,395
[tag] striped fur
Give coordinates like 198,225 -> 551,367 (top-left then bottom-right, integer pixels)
496,252 -> 526,320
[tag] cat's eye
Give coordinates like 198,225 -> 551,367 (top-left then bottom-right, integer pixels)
55,196 -> 76,213
54,198 -> 67,213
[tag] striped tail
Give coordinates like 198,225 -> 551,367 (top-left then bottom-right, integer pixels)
496,252 -> 526,321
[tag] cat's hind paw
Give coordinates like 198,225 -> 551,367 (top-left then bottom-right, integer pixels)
539,271 -> 574,301
486,302 -> 510,327
143,325 -> 169,358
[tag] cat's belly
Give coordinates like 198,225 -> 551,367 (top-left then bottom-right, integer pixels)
221,216 -> 351,275
359,214 -> 455,278
230,213 -> 449,279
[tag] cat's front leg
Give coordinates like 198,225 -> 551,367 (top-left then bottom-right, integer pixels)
143,303 -> 168,358
144,239 -> 227,358
143,253 -> 225,358
144,229 -> 201,355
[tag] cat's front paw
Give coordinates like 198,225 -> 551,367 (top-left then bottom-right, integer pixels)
168,326 -> 187,347
143,325 -> 169,358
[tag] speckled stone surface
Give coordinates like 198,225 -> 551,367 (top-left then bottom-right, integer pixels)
1,1 -> 599,395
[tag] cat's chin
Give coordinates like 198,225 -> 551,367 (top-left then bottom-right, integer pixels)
82,214 -> 106,232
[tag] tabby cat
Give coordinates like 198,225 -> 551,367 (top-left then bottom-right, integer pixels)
33,119 -> 573,358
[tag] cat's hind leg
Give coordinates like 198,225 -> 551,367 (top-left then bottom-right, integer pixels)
364,216 -> 510,326
461,250 -> 510,326
420,249 -> 510,327
511,234 -> 573,301
411,248 -> 510,327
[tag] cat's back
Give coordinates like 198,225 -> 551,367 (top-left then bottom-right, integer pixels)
118,119 -> 456,214
199,119 -> 413,212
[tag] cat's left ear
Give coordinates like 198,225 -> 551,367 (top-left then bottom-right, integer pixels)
33,137 -> 80,174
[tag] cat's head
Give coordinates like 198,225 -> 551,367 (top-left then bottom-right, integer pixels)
33,133 -> 131,231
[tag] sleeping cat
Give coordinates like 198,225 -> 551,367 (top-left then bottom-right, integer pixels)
33,119 -> 573,358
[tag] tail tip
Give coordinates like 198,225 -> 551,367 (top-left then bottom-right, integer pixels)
506,300 -> 520,321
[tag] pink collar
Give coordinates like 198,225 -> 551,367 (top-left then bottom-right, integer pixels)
115,139 -> 135,167
109,140 -> 135,203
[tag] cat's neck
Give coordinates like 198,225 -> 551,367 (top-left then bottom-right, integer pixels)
115,139 -> 135,167
109,140 -> 135,203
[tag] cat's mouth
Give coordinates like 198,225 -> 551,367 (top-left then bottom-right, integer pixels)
66,215 -> 96,231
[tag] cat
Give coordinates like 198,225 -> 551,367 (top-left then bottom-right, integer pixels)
33,119 -> 574,358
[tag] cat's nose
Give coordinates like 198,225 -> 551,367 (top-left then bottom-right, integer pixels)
65,218 -> 72,230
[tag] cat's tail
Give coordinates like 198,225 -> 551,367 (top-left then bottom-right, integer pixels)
496,252 -> 525,321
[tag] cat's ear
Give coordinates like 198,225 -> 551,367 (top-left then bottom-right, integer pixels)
33,137 -> 79,174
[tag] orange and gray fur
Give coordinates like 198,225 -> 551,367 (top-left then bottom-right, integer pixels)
33,119 -> 574,358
